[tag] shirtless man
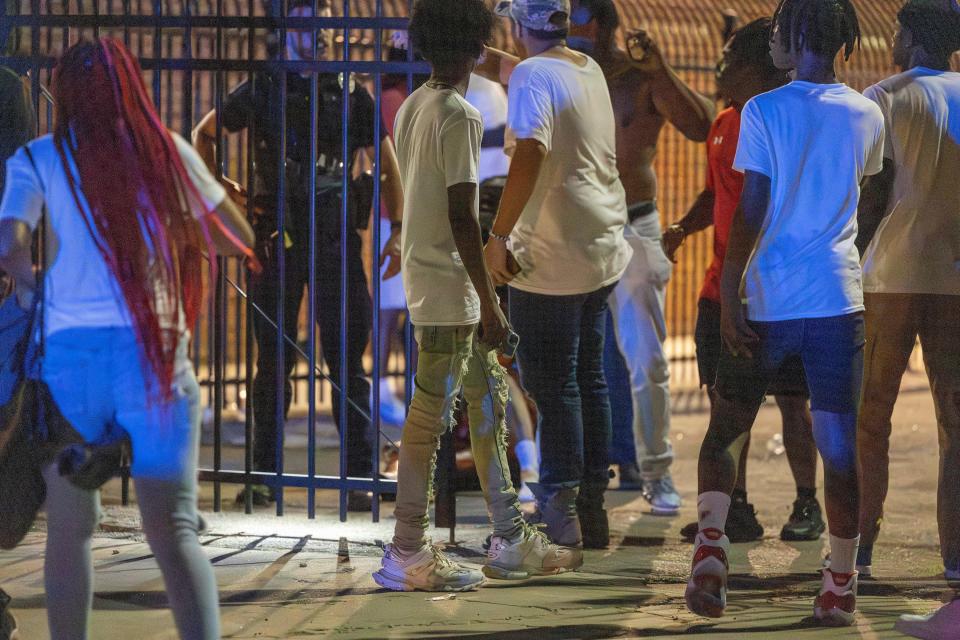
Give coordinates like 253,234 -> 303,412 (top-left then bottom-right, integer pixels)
569,0 -> 715,513
480,1 -> 713,513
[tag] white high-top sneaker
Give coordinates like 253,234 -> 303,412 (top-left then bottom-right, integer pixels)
373,543 -> 484,592
685,528 -> 730,618
814,568 -> 858,627
483,523 -> 583,580
895,599 -> 960,639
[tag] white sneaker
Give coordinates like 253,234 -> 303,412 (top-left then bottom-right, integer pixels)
483,524 -> 582,580
685,528 -> 729,618
814,568 -> 858,627
373,543 -> 485,592
895,599 -> 960,639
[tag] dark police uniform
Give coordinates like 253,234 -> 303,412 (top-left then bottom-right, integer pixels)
222,70 -> 385,478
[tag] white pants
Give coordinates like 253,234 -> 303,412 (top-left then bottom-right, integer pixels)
609,208 -> 673,480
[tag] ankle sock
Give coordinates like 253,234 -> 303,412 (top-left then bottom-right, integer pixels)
829,534 -> 860,575
697,492 -> 731,534
731,488 -> 748,505
797,486 -> 817,500
515,439 -> 539,474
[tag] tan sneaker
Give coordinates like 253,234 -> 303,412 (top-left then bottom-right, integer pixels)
483,523 -> 583,580
373,543 -> 485,592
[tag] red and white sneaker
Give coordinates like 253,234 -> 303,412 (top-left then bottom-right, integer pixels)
685,528 -> 729,618
814,568 -> 858,626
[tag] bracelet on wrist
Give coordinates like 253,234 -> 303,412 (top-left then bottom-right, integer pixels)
489,231 -> 510,242
668,223 -> 686,238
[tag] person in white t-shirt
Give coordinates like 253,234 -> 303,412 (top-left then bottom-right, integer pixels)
483,0 -> 632,558
684,0 -> 885,627
0,38 -> 254,639
372,0 -> 576,594
851,2 -> 960,637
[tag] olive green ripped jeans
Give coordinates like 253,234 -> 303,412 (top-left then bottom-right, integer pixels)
392,324 -> 523,552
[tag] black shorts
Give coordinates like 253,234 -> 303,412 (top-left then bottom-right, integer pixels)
694,298 -> 808,398
713,311 -> 864,414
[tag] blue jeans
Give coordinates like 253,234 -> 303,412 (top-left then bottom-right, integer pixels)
510,283 -> 617,489
40,327 -> 219,640
603,310 -> 636,467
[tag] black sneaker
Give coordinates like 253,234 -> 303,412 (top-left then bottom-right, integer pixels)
235,484 -> 275,507
726,498 -> 764,542
0,588 -> 18,640
780,496 -> 826,541
681,499 -> 765,543
616,463 -> 643,491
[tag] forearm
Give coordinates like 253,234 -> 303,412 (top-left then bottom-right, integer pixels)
379,140 -> 404,224
675,190 -> 715,235
450,212 -> 498,309
718,206 -> 756,306
650,65 -> 716,142
476,47 -> 520,86
490,141 -> 545,237
856,160 -> 894,256
0,221 -> 36,290
192,111 -> 219,175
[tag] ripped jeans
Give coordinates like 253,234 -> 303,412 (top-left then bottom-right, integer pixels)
392,325 -> 523,552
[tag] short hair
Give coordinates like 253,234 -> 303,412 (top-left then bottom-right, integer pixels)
409,0 -> 494,68
772,0 -> 861,61
287,0 -> 330,12
575,0 -> 620,34
728,17 -> 785,85
898,0 -> 960,58
524,12 -> 570,42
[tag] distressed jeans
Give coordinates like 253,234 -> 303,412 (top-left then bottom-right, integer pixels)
858,292 -> 960,573
608,210 -> 674,480
392,325 -> 523,552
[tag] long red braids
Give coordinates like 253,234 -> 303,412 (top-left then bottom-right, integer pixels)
52,38 -> 215,399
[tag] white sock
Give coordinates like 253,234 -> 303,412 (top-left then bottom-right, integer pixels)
697,492 -> 731,534
515,439 -> 539,473
829,534 -> 860,575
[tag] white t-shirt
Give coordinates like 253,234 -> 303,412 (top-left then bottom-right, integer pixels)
465,73 -> 510,182
505,54 -> 632,296
861,68 -> 960,295
0,132 -> 226,335
733,81 -> 885,321
395,85 -> 483,326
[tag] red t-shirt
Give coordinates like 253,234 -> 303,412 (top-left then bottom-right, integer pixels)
699,106 -> 744,303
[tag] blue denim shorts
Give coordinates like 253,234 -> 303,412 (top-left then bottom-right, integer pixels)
41,327 -> 201,482
714,312 -> 864,414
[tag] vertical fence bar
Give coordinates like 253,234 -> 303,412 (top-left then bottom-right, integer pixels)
369,0 -> 382,523
305,0 -> 318,520
273,0 -> 287,517
337,0 -> 349,522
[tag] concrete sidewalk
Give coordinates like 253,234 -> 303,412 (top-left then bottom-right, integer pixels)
1,373 -> 953,639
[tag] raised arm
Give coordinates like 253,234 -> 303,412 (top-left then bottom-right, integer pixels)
628,33 -> 715,142
192,108 -> 246,206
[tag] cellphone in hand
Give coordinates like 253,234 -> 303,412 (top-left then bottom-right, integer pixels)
500,329 -> 520,359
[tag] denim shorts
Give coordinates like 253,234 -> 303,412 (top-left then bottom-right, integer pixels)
42,327 -> 201,482
714,312 -> 864,414
695,298 -> 808,397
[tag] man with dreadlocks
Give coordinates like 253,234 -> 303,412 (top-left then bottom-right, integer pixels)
193,0 -> 405,511
851,1 -> 960,636
0,38 -> 255,639
684,0 -> 885,626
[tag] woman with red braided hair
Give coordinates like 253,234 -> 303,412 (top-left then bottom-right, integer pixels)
0,38 -> 254,639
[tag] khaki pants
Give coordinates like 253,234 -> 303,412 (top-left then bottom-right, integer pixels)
392,325 -> 523,552
858,292 -> 960,572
